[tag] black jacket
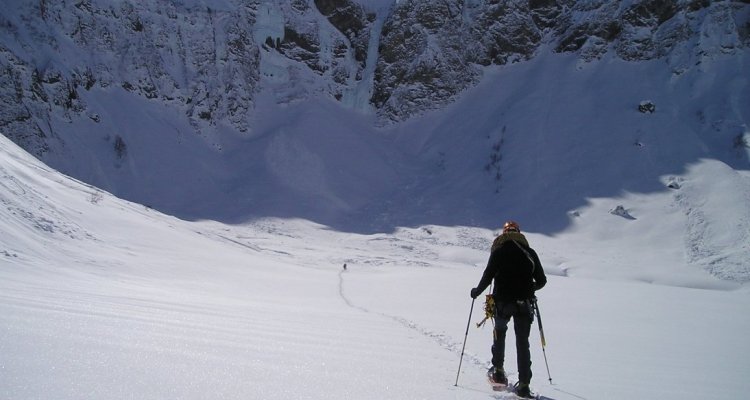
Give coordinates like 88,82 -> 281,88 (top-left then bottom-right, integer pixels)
475,236 -> 546,303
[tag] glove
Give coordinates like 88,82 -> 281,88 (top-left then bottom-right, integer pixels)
470,287 -> 481,299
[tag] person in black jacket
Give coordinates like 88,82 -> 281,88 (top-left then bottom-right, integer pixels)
471,221 -> 546,398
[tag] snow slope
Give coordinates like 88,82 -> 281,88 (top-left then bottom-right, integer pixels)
1,2 -> 749,398
2,131 -> 749,399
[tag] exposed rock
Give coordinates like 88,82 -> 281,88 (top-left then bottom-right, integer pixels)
279,26 -> 324,72
372,0 -> 479,122
529,0 -> 567,29
551,0 -> 747,64
639,100 -> 656,114
314,0 -> 374,67
1,0 -> 748,149
468,0 -> 544,66
666,177 -> 682,189
610,205 -> 636,220
0,47 -> 51,156
0,1 -> 262,154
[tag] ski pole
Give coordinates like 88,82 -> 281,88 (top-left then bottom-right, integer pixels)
454,297 -> 475,386
532,298 -> 552,384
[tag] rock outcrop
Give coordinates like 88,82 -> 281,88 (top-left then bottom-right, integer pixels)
1,0 -> 748,153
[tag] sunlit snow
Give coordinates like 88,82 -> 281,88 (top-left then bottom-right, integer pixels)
1,1 -> 749,399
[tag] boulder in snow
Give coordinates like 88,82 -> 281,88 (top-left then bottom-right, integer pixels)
667,179 -> 681,189
638,100 -> 656,113
610,205 -> 635,220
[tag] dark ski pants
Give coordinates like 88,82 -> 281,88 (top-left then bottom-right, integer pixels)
492,301 -> 533,384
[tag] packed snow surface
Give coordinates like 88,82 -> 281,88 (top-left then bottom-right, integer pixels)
1,2 -> 749,398
1,133 -> 749,400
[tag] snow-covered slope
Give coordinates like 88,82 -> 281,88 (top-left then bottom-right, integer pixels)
0,133 -> 473,399
2,128 -> 749,400
1,2 -> 749,284
1,2 -> 749,397
387,50 -> 750,284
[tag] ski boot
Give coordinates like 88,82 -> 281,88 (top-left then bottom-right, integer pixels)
487,366 -> 508,386
513,382 -> 534,399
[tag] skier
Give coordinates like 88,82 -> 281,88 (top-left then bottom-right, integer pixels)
470,221 -> 547,398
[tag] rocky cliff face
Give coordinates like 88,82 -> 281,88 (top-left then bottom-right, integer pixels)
373,0 -> 750,121
260,0 -> 374,101
372,1 -> 480,122
0,0 -> 374,156
1,0 -> 748,155
372,0 -> 546,122
554,0 -> 750,63
1,0 -> 264,155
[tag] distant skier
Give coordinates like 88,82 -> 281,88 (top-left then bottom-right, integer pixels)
343,263 -> 347,271
470,221 -> 547,398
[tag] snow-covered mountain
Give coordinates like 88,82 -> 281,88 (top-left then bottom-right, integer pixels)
375,0 -> 750,121
1,125 -> 749,400
1,1 -> 749,279
3,0 -> 748,147
1,2 -> 750,399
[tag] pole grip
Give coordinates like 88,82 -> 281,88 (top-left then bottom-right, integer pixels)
533,298 -> 546,348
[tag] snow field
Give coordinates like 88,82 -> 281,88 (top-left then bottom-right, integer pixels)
2,133 -> 749,399
1,2 -> 749,397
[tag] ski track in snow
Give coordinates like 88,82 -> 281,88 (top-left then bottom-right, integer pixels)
337,268 -> 487,371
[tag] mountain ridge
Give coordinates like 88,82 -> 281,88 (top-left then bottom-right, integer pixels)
2,1 -> 748,153
0,1 -> 748,271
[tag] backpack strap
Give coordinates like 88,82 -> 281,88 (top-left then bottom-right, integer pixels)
512,240 -> 536,275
